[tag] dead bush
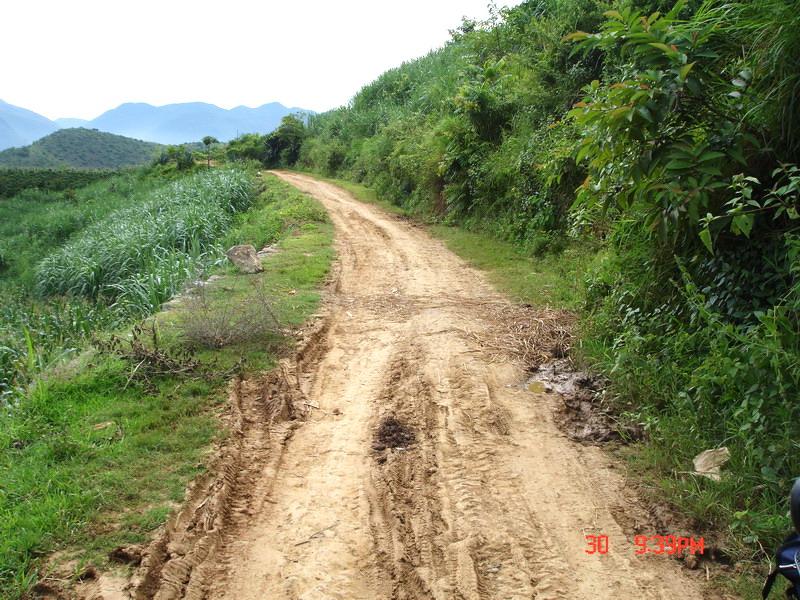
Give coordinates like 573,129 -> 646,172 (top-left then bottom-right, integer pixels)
177,279 -> 281,349
93,322 -> 208,389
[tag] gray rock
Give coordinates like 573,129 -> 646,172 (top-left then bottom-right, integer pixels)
226,244 -> 263,273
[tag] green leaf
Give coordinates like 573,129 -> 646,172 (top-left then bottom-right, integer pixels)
576,143 -> 594,163
603,10 -> 623,19
729,146 -> 747,165
563,31 -> 590,42
698,165 -> 722,176
698,151 -> 726,163
611,106 -> 632,120
665,159 -> 693,171
23,326 -> 36,374
688,199 -> 699,223
637,106 -> 654,122
649,42 -> 674,53
732,214 -> 753,237
699,227 -> 714,253
678,62 -> 695,82
686,77 -> 702,95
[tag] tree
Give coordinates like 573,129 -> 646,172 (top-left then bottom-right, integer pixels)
264,115 -> 307,167
225,133 -> 268,163
202,136 -> 219,168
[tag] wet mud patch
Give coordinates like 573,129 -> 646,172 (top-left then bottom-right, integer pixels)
530,359 -> 642,444
373,415 -> 416,452
109,545 -> 143,566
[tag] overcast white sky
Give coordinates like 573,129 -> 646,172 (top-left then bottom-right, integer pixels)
2,0 -> 521,120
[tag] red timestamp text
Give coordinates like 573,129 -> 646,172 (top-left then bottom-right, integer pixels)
584,534 -> 704,556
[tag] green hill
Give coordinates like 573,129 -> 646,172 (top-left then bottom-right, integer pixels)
0,128 -> 161,169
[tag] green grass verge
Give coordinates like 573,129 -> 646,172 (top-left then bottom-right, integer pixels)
0,173 -> 333,598
428,226 -> 595,310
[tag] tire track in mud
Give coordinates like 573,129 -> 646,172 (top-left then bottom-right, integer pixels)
82,172 -> 710,599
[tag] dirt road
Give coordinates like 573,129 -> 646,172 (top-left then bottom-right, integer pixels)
118,172 -> 707,599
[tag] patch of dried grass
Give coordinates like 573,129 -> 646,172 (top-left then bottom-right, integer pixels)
460,302 -> 575,368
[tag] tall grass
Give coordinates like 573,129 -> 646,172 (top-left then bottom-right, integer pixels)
0,172 -> 171,401
1,166 -> 256,402
36,166 -> 255,315
0,292 -> 116,403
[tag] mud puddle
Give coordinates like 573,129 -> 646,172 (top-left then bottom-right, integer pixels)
525,358 -> 642,444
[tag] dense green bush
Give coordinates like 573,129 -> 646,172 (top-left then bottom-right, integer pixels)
569,3 -> 799,552
298,1 -> 605,251
225,115 -> 307,168
154,145 -> 196,170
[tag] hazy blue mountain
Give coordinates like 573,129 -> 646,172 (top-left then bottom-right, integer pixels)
55,117 -> 91,129
0,128 -> 161,169
87,101 -> 311,144
0,100 -> 58,151
0,100 -> 309,149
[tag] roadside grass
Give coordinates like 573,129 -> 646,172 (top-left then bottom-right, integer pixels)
428,226 -> 596,310
0,173 -> 333,598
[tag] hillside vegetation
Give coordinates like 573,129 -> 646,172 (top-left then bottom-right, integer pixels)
0,128 -> 161,169
0,168 -> 113,198
254,0 -> 800,573
0,166 -> 256,400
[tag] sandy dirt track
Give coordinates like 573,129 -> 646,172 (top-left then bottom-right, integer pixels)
90,172 -> 710,599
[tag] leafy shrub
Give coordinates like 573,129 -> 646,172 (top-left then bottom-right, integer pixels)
226,133 -> 268,164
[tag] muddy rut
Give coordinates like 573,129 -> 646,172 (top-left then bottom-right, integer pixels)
93,172 -> 707,599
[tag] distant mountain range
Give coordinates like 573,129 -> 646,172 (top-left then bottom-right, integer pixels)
0,128 -> 161,169
0,100 -> 310,150
0,100 -> 58,150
